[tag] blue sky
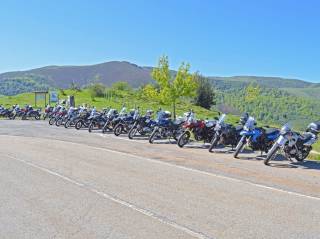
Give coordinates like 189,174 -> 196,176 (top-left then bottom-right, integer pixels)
0,0 -> 319,82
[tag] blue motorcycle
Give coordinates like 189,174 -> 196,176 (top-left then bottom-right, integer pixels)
113,109 -> 136,136
233,116 -> 280,158
148,111 -> 185,144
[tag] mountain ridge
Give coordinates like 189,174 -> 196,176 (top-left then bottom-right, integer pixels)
0,61 -> 319,96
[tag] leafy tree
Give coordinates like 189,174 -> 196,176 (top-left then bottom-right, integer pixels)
88,83 -> 106,100
112,81 -> 131,91
140,84 -> 160,101
151,56 -> 198,118
194,74 -> 215,109
245,84 -> 261,102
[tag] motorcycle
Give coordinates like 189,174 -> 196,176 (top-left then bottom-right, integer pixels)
148,111 -> 185,144
233,116 -> 280,158
128,110 -> 156,139
43,105 -> 54,120
113,109 -> 136,136
88,110 -> 109,132
208,114 -> 244,152
74,109 -> 92,130
49,107 -> 67,125
102,109 -> 119,133
177,112 -> 216,148
264,122 -> 320,165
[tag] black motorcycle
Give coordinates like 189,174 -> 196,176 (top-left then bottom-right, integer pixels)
75,110 -> 92,130
102,109 -> 119,133
88,111 -> 109,132
208,114 -> 244,152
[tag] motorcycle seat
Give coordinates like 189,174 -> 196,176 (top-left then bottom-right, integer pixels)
235,125 -> 243,131
265,128 -> 279,135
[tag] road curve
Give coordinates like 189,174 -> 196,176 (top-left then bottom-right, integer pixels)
0,120 -> 320,239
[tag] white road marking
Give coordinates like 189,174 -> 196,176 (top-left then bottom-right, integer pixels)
2,134 -> 320,202
98,133 -> 147,144
5,154 -> 212,239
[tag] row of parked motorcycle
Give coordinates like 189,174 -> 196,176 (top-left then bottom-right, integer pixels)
0,104 -> 41,120
1,104 -> 319,165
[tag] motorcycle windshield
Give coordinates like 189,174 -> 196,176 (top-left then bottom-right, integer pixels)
119,107 -> 127,116
186,113 -> 196,123
133,110 -> 140,120
280,123 -> 292,135
218,114 -> 226,124
243,117 -> 255,131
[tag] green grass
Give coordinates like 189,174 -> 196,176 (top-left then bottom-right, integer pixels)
313,141 -> 320,152
0,89 -> 240,124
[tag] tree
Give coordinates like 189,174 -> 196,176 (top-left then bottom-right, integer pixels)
88,83 -> 106,100
112,81 -> 131,91
194,74 -> 215,109
151,56 -> 198,118
245,83 -> 261,102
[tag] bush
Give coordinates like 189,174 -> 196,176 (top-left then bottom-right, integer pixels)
88,83 -> 106,100
112,81 -> 131,91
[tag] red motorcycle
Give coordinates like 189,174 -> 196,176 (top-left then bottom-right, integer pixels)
177,113 -> 216,148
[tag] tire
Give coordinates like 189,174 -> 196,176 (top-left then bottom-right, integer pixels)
149,127 -> 159,144
177,131 -> 191,148
264,143 -> 279,165
64,120 -> 71,129
55,118 -> 63,127
75,120 -> 83,130
49,117 -> 56,125
128,126 -> 138,139
35,114 -> 40,120
88,122 -> 95,133
209,135 -> 219,152
102,120 -> 111,133
233,136 -> 246,158
114,124 -> 123,136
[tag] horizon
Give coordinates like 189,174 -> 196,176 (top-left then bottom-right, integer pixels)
0,59 -> 318,84
1,0 -> 319,82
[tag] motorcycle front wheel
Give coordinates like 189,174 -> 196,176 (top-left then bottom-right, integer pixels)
233,136 -> 246,158
149,127 -> 159,144
75,120 -> 83,130
128,126 -> 138,139
49,117 -> 56,125
264,143 -> 280,165
177,131 -> 191,148
209,135 -> 219,152
114,124 -> 123,136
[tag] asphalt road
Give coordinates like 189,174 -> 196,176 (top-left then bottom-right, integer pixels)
1,120 -> 320,239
